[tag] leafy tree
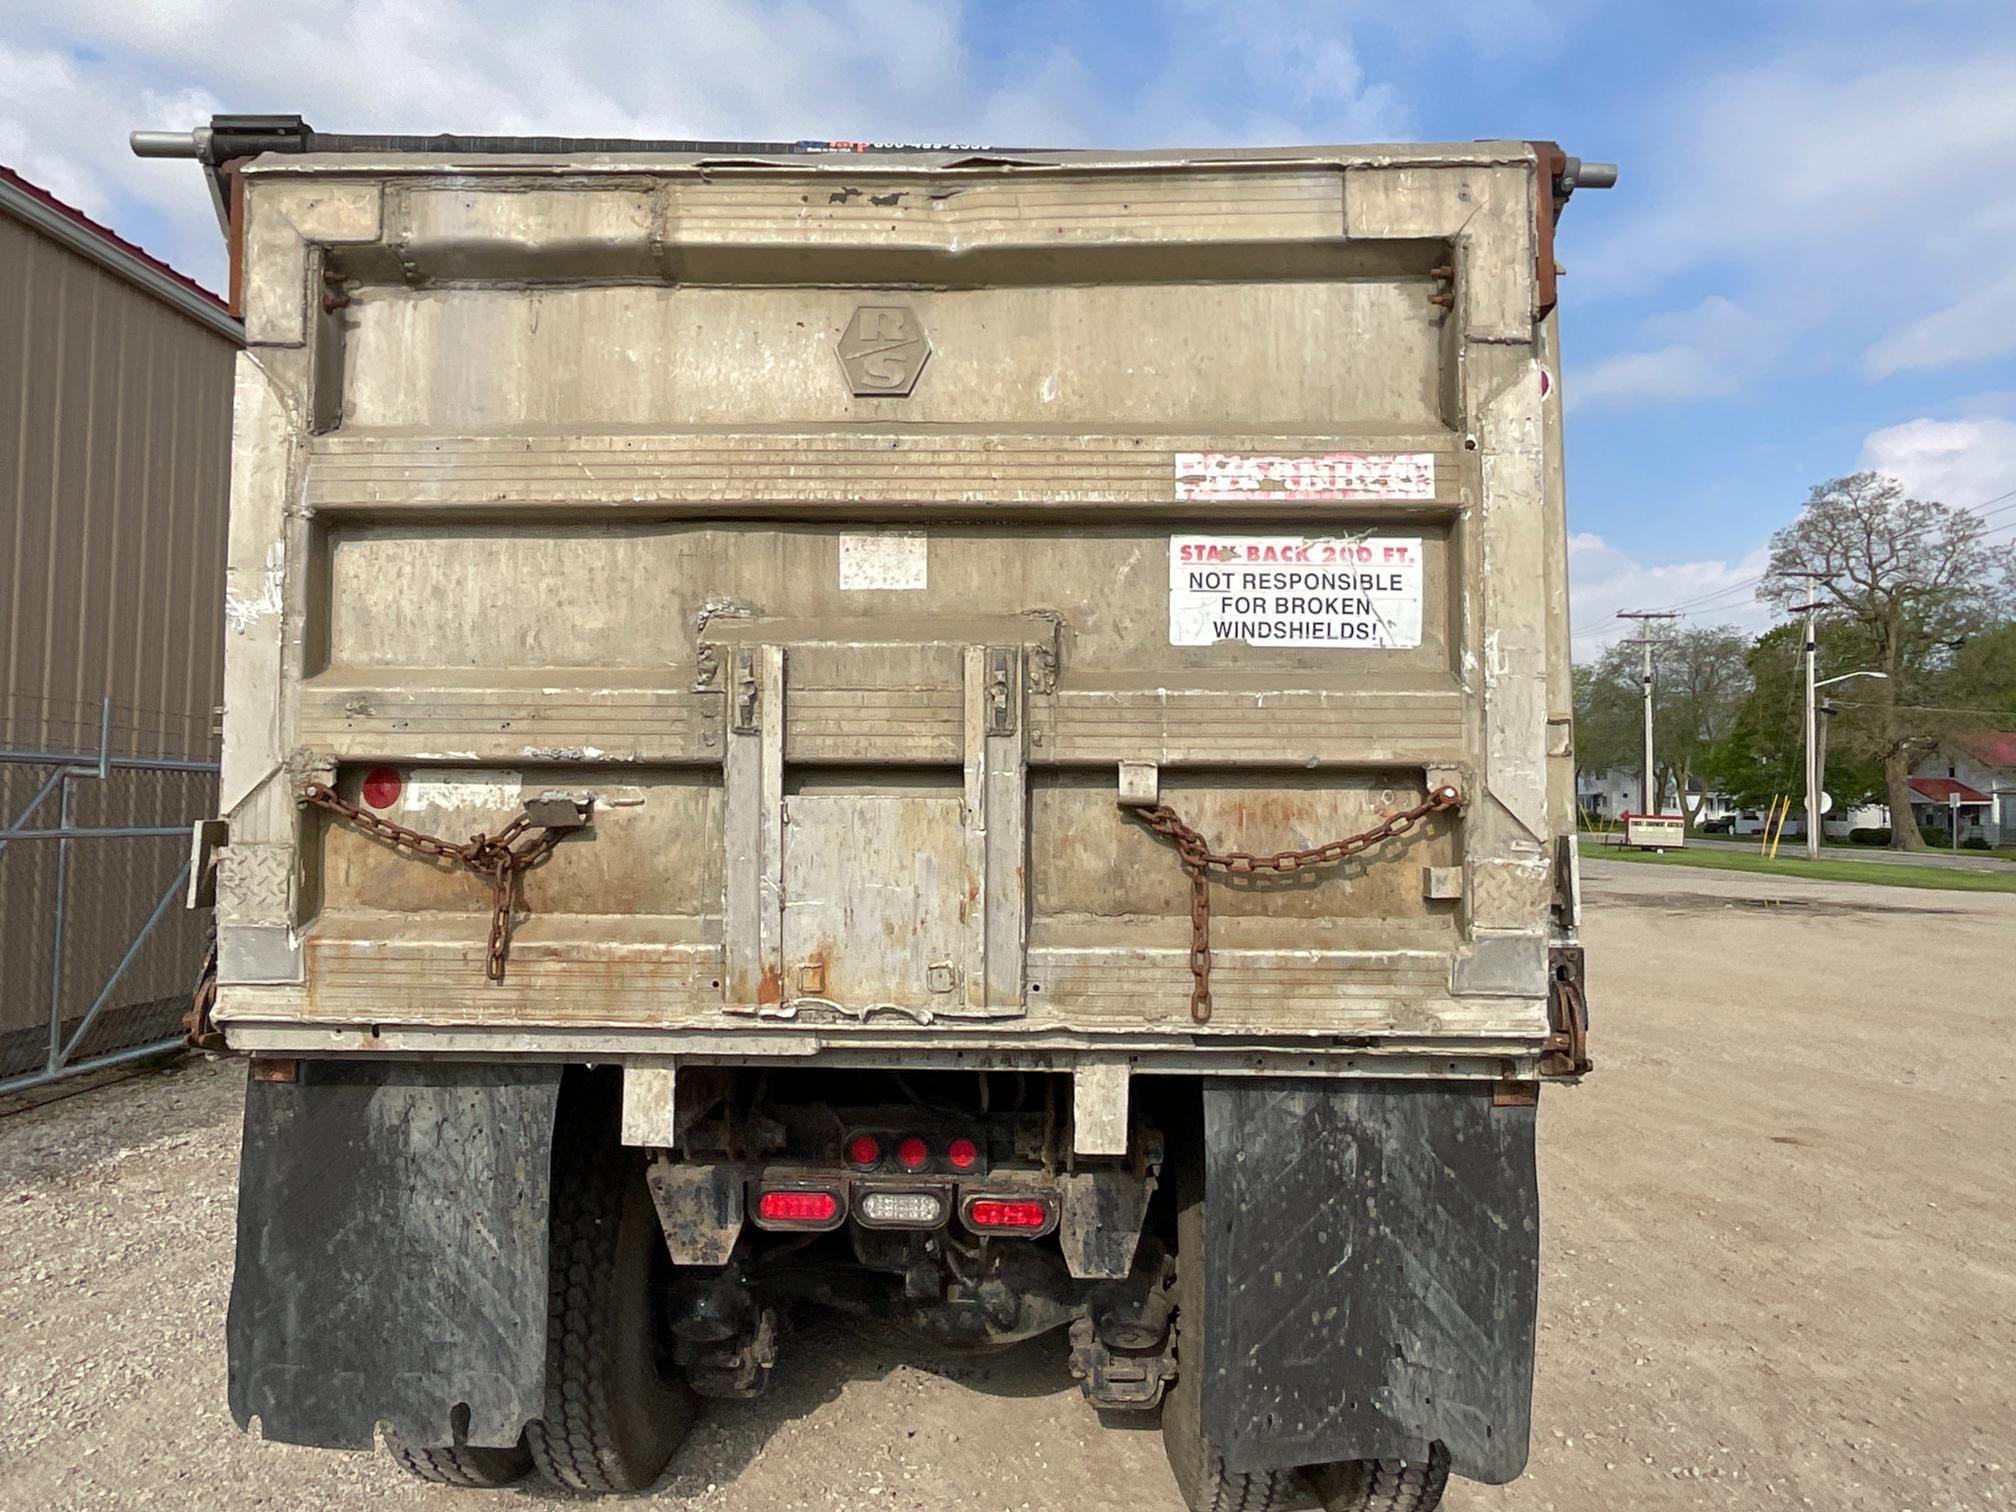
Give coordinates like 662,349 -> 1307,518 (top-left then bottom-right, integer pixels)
1759,472 -> 2014,850
1574,625 -> 1752,830
1940,622 -> 2016,727
1706,622 -> 1886,811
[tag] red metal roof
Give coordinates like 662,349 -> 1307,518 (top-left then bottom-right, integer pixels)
1908,777 -> 1991,804
1950,730 -> 2016,772
0,162 -> 226,311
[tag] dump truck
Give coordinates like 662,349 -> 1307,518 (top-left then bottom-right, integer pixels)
139,116 -> 1609,1511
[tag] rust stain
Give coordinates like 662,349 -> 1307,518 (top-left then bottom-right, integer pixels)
798,953 -> 830,996
757,963 -> 784,1005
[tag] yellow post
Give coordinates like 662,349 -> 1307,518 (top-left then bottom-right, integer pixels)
1768,796 -> 1790,859
1757,796 -> 1777,856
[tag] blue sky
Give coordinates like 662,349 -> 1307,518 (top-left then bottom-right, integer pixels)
4,0 -> 2012,653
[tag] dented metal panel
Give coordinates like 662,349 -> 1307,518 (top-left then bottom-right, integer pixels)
207,143 -> 1582,1075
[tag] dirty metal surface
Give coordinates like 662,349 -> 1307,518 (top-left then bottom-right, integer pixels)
211,144 -> 1579,1060
226,1059 -> 560,1448
1201,1078 -> 1538,1482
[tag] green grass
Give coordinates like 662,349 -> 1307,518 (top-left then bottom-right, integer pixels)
1590,845 -> 2016,893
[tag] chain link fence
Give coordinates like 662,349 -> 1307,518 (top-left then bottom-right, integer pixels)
0,697 -> 218,1092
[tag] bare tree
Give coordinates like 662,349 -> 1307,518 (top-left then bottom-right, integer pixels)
1760,472 -> 2012,850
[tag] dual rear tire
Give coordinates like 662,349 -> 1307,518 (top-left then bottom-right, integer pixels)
387,1080 -> 698,1493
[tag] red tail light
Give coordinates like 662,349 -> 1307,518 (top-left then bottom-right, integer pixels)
964,1197 -> 1053,1234
756,1188 -> 841,1228
946,1137 -> 978,1171
847,1134 -> 881,1169
897,1137 -> 929,1171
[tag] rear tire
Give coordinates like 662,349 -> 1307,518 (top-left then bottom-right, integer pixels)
525,1085 -> 699,1492
1160,1157 -> 1297,1512
1307,1447 -> 1452,1511
383,1432 -> 533,1488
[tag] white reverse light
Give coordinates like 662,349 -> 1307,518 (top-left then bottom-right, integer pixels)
857,1190 -> 946,1226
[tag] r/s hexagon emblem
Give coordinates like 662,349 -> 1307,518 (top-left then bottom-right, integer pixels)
836,304 -> 931,397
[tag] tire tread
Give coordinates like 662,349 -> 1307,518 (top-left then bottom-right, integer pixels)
384,1433 -> 531,1488
523,1091 -> 688,1492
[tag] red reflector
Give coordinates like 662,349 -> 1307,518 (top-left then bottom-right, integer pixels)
847,1134 -> 881,1168
757,1190 -> 838,1224
967,1199 -> 1049,1231
947,1137 -> 978,1171
897,1137 -> 929,1171
360,767 -> 403,809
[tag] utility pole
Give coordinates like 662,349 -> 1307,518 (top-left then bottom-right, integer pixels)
1814,604 -> 1830,862
1782,573 -> 1832,862
1617,612 -> 1678,818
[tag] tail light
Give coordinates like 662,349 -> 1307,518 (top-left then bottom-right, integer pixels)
846,1133 -> 882,1169
962,1195 -> 1055,1236
754,1186 -> 844,1230
896,1137 -> 930,1171
946,1137 -> 978,1171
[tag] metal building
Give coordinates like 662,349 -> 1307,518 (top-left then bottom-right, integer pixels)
1,163 -> 241,1090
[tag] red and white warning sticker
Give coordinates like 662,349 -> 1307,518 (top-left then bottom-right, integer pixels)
1173,451 -> 1434,501
1169,536 -> 1424,648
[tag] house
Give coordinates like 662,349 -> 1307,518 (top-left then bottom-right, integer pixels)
1575,767 -> 1735,827
1910,732 -> 2016,845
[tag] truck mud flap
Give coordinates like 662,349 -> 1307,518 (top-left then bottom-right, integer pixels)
1201,1079 -> 1538,1484
226,1060 -> 562,1449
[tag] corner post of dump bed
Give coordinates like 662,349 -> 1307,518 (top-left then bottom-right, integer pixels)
1342,147 -> 1556,1020
211,169 -> 384,1011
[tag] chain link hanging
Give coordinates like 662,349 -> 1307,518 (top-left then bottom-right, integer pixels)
299,783 -> 577,981
1128,785 -> 1464,1023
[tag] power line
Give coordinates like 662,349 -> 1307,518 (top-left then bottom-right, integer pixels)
1833,699 -> 2016,719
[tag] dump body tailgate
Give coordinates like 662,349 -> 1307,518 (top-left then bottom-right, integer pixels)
211,143 -> 1579,1075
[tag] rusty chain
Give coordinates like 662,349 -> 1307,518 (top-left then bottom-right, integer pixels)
299,782 -> 572,981
1128,785 -> 1464,1024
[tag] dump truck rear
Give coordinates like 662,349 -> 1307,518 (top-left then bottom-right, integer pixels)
146,118 -> 1607,1510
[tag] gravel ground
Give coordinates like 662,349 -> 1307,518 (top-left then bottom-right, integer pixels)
2,859 -> 2012,1510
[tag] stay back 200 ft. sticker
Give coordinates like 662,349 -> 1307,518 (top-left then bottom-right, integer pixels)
1169,536 -> 1423,648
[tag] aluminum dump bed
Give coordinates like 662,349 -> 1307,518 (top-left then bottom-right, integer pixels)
208,141 -> 1586,1082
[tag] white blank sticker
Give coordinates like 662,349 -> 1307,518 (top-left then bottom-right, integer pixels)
404,769 -> 523,815
839,533 -> 928,590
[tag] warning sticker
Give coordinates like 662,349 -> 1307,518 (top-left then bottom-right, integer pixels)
1169,536 -> 1424,648
1173,451 -> 1434,501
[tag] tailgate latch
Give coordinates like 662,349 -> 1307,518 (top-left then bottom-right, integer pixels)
1541,942 -> 1592,1077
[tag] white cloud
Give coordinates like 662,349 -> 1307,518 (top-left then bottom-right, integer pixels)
1574,43 -> 2016,401
1586,50 -> 2016,296
1568,532 -> 1776,659
0,0 -> 1421,292
1859,415 -> 2016,509
1570,296 -> 1796,411
1862,267 -> 2016,379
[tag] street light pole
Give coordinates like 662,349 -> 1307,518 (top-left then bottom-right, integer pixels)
1808,667 -> 1889,856
1804,607 -> 1820,860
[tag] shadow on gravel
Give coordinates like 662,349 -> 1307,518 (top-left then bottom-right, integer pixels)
510,1315 -> 1095,1503
0,1055 -> 244,1190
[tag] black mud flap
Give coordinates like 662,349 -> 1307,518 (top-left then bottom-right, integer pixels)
226,1060 -> 563,1449
1201,1079 -> 1538,1484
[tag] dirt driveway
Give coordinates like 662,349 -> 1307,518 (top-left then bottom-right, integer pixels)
2,859 -> 2011,1510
